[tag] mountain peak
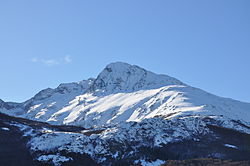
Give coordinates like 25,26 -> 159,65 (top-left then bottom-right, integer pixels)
0,99 -> 4,108
104,62 -> 145,73
103,62 -> 147,77
90,62 -> 183,93
105,61 -> 133,68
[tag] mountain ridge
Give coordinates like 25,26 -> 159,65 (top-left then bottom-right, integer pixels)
0,62 -> 250,127
1,62 -> 250,165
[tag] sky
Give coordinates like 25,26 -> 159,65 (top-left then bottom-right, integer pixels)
0,0 -> 249,103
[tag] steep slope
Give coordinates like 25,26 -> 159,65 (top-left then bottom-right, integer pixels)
1,62 -> 249,130
0,78 -> 94,121
1,62 -> 250,165
89,62 -> 184,93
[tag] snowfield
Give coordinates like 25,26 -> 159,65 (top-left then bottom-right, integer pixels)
1,62 -> 250,165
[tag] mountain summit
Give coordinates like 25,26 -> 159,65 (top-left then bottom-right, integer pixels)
0,62 -> 250,126
0,62 -> 250,165
90,62 -> 183,93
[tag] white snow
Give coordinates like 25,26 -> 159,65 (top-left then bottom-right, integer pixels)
1,62 -> 250,132
9,123 -> 37,137
37,154 -> 72,166
135,159 -> 165,166
26,116 -> 210,165
1,127 -> 10,131
112,152 -> 119,158
2,83 -> 250,135
1,62 -> 250,165
224,144 -> 238,149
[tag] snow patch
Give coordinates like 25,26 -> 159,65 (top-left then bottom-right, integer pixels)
135,159 -> 165,166
1,127 -> 10,131
224,144 -> 238,149
37,154 -> 72,166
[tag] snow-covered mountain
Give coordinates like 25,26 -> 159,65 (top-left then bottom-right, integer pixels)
1,62 -> 250,166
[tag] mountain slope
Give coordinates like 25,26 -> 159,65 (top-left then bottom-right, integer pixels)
1,62 -> 249,129
0,62 -> 250,165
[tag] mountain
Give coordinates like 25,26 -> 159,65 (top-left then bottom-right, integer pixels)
1,62 -> 250,166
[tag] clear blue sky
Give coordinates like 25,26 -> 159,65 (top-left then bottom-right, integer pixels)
0,0 -> 249,103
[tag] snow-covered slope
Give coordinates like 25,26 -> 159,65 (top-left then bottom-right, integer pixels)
0,62 -> 250,130
89,62 -> 184,94
1,62 -> 250,165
